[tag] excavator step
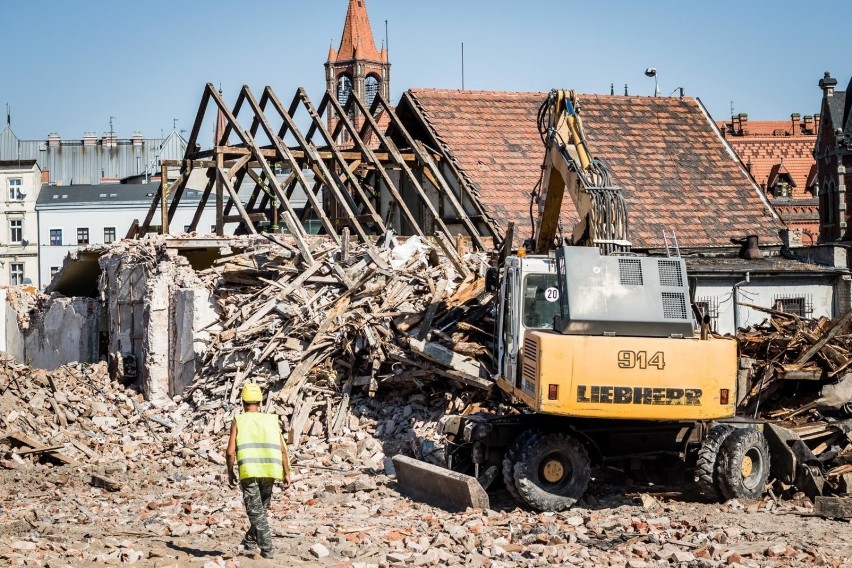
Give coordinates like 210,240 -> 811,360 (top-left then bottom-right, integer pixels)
392,455 -> 490,512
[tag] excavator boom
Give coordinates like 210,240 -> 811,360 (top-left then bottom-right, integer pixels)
533,89 -> 630,255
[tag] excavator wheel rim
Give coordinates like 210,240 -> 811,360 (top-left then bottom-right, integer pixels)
740,455 -> 753,478
542,458 -> 565,483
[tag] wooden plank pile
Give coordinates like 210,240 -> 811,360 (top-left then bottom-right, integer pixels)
735,304 -> 852,494
181,234 -> 496,447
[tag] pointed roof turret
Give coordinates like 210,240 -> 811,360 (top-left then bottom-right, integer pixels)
336,0 -> 382,61
327,42 -> 338,63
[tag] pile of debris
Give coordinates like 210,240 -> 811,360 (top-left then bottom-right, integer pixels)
0,356 -> 175,474
178,233 -> 497,448
735,304 -> 852,494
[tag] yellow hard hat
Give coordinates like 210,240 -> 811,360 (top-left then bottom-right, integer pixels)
241,383 -> 263,403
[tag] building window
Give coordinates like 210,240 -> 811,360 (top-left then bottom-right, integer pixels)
337,75 -> 353,106
773,295 -> 812,318
365,75 -> 380,108
8,178 -> 23,201
9,219 -> 22,244
183,225 -> 191,232
50,266 -> 60,279
50,228 -> 62,246
695,296 -> 719,332
77,227 -> 89,245
774,182 -> 791,198
10,263 -> 24,285
211,225 -> 216,233
104,227 -> 116,244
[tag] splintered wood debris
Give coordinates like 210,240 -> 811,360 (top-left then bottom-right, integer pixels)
736,303 -> 852,495
181,233 -> 496,446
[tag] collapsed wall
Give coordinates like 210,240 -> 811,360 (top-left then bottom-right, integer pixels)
98,240 -> 218,400
3,288 -> 98,369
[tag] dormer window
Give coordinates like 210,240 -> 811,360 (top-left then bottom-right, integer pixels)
774,181 -> 791,198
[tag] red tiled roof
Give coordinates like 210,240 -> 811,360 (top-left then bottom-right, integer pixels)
405,89 -> 783,250
724,135 -> 817,199
333,0 -> 384,63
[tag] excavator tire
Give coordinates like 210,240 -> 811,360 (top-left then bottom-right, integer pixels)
512,432 -> 590,511
695,424 -> 734,502
502,429 -> 538,502
716,428 -> 771,501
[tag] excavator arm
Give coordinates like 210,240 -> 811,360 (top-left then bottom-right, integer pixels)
532,90 -> 630,255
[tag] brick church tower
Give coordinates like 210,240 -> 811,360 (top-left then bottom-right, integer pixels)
325,0 -> 390,131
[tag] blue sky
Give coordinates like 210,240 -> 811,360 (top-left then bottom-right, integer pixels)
2,0 -> 849,140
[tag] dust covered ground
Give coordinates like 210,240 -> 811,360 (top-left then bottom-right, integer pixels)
2,440 -> 852,568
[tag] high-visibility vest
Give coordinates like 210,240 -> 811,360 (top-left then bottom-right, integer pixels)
235,413 -> 285,480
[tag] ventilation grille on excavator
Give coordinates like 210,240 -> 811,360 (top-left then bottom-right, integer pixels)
618,258 -> 644,286
661,292 -> 689,320
658,260 -> 684,287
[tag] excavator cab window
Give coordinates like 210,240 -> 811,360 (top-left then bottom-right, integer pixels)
523,274 -> 560,329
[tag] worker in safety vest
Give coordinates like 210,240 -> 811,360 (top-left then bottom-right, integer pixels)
226,383 -> 291,559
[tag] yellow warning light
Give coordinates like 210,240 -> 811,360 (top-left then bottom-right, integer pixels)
516,247 -> 527,258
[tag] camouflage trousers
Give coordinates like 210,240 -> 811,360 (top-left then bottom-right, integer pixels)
240,478 -> 275,555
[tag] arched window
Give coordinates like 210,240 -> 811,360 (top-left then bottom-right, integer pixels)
337,75 -> 353,106
365,75 -> 380,107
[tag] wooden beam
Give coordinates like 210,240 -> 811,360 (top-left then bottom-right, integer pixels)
215,152 -> 224,235
160,163 -> 169,234
326,94 -> 425,238
242,86 -> 340,244
794,310 -> 852,366
299,88 -> 385,232
188,169 -> 216,232
349,93 -> 461,257
208,86 -> 307,238
217,166 -> 257,234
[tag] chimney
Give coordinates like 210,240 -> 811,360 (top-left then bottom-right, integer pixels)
814,113 -> 821,135
47,132 -> 61,147
803,115 -> 814,134
738,113 -> 749,136
131,131 -> 143,147
791,113 -> 801,135
731,114 -> 741,135
41,170 -> 50,183
82,132 -> 97,146
819,71 -> 837,97
102,131 -> 117,148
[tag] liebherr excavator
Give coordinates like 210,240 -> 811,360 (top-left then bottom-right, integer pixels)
434,90 -> 774,511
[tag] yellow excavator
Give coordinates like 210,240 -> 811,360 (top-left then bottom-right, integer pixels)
434,90 -> 775,511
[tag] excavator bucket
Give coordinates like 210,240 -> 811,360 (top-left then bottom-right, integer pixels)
392,455 -> 490,512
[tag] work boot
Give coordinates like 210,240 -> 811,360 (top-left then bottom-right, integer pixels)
260,548 -> 275,559
239,532 -> 257,552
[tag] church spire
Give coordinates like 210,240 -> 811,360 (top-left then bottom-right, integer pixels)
335,0 -> 382,62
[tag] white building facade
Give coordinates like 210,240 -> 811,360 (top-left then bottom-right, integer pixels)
36,184 -> 220,287
688,256 -> 851,335
0,160 -> 42,286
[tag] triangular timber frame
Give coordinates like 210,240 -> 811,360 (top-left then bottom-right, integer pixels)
133,83 -> 498,258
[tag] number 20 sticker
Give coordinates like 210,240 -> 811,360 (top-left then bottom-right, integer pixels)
544,287 -> 560,302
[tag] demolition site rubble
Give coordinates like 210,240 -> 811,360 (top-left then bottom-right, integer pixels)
1,235 -> 852,565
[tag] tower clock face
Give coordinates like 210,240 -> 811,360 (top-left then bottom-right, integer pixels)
337,75 -> 353,105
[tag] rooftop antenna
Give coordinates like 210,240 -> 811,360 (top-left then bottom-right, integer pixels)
172,118 -> 178,131
5,103 -> 9,126
385,19 -> 389,60
730,100 -> 735,117
461,42 -> 465,90
610,83 -> 614,95
109,115 -> 116,137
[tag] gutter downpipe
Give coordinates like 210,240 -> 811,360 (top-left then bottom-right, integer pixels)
733,271 -> 751,331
